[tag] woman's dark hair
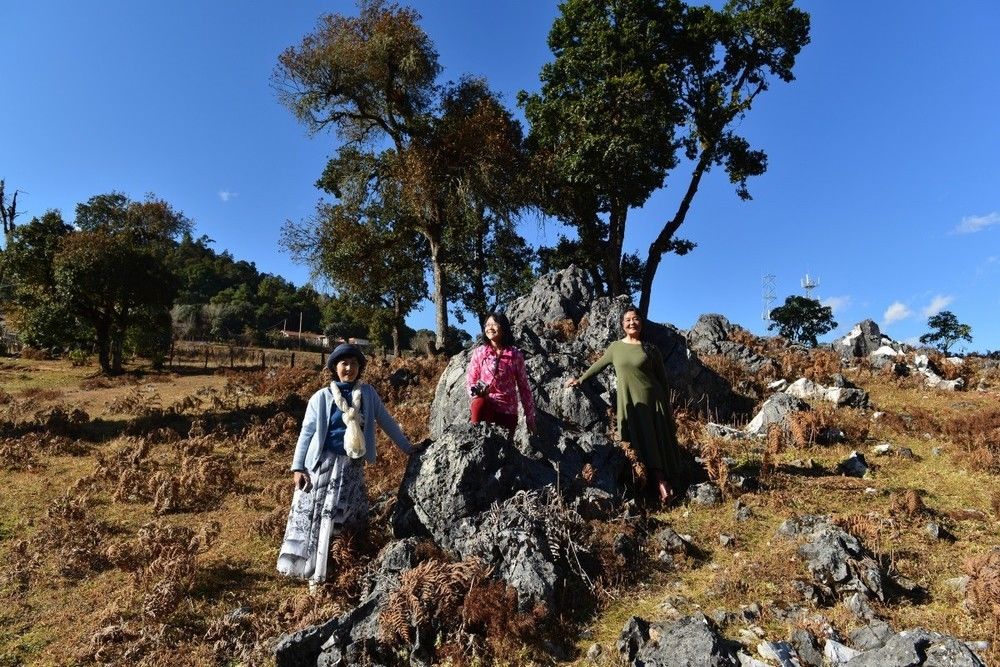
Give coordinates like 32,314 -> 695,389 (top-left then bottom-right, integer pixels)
482,312 -> 513,348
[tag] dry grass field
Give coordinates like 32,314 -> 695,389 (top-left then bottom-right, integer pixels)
1,349 -> 999,666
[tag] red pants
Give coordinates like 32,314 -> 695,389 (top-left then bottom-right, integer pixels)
470,396 -> 517,431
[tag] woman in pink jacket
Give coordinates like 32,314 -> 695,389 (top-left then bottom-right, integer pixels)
466,312 -> 536,435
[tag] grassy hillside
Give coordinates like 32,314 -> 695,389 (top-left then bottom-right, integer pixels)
0,348 -> 998,666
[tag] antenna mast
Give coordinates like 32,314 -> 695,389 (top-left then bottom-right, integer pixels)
761,273 -> 776,321
801,273 -> 819,299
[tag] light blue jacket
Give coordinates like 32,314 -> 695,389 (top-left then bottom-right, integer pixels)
291,383 -> 413,472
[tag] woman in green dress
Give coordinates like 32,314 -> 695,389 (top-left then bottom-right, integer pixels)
565,308 -> 680,504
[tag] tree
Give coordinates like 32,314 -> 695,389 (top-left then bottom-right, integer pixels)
520,0 -> 684,297
521,0 -> 809,313
0,211 -> 86,350
273,0 -> 449,345
767,295 -> 836,347
0,179 -> 23,243
919,311 -> 972,354
428,78 -> 536,325
275,4 -> 534,350
283,146 -> 429,356
3,194 -> 191,374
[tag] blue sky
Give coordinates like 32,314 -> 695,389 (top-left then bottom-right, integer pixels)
3,2 -> 999,351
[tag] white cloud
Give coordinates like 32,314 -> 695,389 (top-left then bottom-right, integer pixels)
218,190 -> 238,203
954,211 -> 1000,234
883,301 -> 912,325
921,294 -> 953,317
821,295 -> 851,314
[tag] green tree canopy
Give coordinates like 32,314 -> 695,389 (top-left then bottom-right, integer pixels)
284,147 -> 429,356
2,194 -> 190,374
767,295 -> 837,347
521,0 -> 809,314
919,310 -> 972,354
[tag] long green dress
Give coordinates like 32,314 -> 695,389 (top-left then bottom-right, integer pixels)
578,341 -> 680,475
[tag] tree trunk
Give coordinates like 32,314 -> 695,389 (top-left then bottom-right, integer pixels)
426,231 -> 448,353
472,210 -> 488,324
110,327 -> 125,375
391,295 -> 402,357
604,203 -> 627,297
95,319 -> 112,375
638,154 -> 712,317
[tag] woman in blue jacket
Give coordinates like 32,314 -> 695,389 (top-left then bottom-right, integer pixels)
277,343 -> 418,590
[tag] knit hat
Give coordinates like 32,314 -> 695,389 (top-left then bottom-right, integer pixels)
326,343 -> 366,377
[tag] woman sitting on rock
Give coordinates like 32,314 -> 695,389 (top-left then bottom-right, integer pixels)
278,343 -> 419,591
466,312 -> 536,436
565,308 -> 681,505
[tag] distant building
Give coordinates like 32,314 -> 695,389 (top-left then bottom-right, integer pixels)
278,330 -> 327,347
276,331 -> 371,350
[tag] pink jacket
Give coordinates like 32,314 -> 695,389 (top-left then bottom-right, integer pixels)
466,345 -> 536,425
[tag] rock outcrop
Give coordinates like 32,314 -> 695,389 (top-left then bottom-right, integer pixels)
430,268 -> 752,440
785,377 -> 870,409
274,539 -> 421,667
843,628 -> 986,666
618,615 -> 741,667
834,320 -> 886,359
745,393 -> 810,436
777,515 -> 886,603
686,313 -> 779,376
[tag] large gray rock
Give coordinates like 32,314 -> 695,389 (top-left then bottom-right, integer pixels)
844,628 -> 986,666
745,393 -> 810,436
452,487 -> 590,610
777,515 -> 886,603
393,422 -> 629,552
274,539 -> 420,667
849,621 -> 895,651
428,349 -> 473,440
617,615 -> 741,667
686,314 -> 778,376
785,378 -> 871,409
429,269 -> 753,441
391,423 -> 539,551
790,628 -> 824,666
834,320 -> 885,359
504,264 -> 597,332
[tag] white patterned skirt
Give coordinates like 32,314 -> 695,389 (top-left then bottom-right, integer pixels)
276,453 -> 368,583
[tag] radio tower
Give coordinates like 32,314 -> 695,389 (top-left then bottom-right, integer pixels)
801,273 -> 819,299
761,274 -> 776,321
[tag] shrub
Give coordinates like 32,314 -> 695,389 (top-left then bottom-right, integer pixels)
68,348 -> 91,367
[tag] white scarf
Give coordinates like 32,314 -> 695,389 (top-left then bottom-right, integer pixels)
330,382 -> 365,459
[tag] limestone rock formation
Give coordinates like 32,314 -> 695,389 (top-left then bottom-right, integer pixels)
429,267 -> 752,441
745,393 -> 810,436
834,320 -> 886,359
785,377 -> 870,409
686,313 -> 778,376
777,515 -> 885,603
843,628 -> 985,666
274,539 -> 421,667
617,615 -> 741,666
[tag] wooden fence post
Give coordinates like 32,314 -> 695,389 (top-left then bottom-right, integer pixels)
290,352 -> 295,368
204,347 -> 209,369
261,350 -> 266,369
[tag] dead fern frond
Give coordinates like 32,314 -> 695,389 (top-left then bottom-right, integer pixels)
889,489 -> 926,517
701,438 -> 730,491
761,423 -> 784,480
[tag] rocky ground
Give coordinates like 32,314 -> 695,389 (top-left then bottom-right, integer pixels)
2,266 -> 999,666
